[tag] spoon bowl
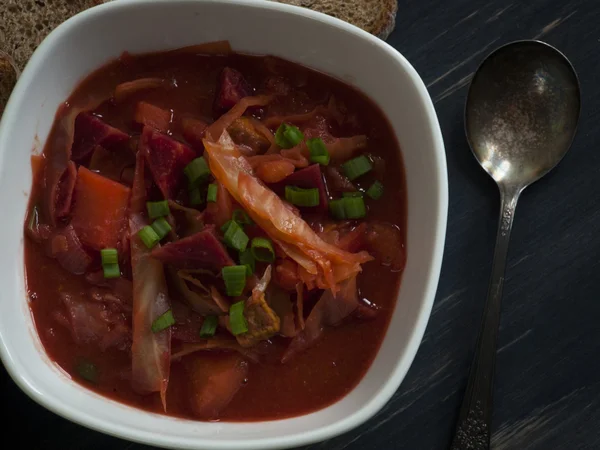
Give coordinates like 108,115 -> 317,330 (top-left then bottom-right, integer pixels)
466,40 -> 580,189
451,40 -> 580,450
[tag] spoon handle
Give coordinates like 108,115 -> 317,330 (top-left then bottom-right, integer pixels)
450,185 -> 521,450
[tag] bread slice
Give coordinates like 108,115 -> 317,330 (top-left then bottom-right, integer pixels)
273,0 -> 397,40
0,0 -> 106,115
1,0 -> 106,70
0,51 -> 19,117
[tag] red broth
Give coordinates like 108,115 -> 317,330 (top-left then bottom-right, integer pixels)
24,46 -> 406,421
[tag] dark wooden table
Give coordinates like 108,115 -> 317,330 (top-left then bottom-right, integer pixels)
4,0 -> 600,449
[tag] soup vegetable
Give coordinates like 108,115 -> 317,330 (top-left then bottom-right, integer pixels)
24,42 -> 406,421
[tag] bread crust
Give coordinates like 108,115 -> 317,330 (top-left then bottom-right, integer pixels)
274,0 -> 398,40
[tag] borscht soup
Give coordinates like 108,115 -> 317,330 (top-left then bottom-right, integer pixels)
24,42 -> 406,421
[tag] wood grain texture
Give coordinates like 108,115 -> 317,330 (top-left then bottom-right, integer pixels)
3,0 -> 600,449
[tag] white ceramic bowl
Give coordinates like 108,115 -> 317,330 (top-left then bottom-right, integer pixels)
0,0 -> 447,448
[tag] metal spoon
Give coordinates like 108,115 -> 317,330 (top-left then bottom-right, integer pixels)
450,40 -> 581,449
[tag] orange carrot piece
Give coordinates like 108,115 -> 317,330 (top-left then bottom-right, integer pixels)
31,154 -> 45,180
71,166 -> 131,250
255,159 -> 295,183
133,102 -> 172,133
185,353 -> 248,419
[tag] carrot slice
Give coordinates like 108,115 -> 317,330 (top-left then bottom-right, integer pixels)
31,154 -> 45,181
185,352 -> 248,419
133,102 -> 172,133
70,166 -> 131,250
254,159 -> 295,183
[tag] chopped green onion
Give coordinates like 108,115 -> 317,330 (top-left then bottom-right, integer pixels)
221,220 -> 249,252
329,198 -> 346,220
101,248 -> 120,278
342,191 -> 363,198
329,197 -> 367,220
239,248 -> 256,276
189,188 -> 203,206
251,237 -> 275,263
344,196 -> 367,219
207,183 -> 218,203
306,138 -> 330,165
220,220 -> 233,234
311,155 -> 330,165
199,315 -> 218,338
100,248 -> 118,265
146,200 -> 170,219
232,209 -> 253,226
103,263 -> 121,279
184,157 -> 210,188
366,180 -> 384,200
151,218 -> 172,240
342,155 -> 373,180
229,300 -> 248,335
151,309 -> 175,333
138,225 -> 160,248
222,265 -> 247,297
275,123 -> 304,149
285,186 -> 320,207
76,359 -> 98,383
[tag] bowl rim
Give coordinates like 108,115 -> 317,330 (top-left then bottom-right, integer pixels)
0,0 -> 448,448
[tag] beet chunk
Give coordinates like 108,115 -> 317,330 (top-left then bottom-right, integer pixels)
213,67 -> 251,115
142,126 -> 196,199
151,225 -> 234,271
72,113 -> 130,162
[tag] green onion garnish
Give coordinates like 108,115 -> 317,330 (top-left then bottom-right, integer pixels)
100,248 -> 118,265
222,265 -> 247,297
366,180 -> 384,200
342,155 -> 373,180
151,217 -> 172,240
251,237 -> 275,263
101,248 -> 120,278
189,188 -> 203,206
184,157 -> 210,188
344,196 -> 367,219
329,199 -> 346,220
207,183 -> 218,203
103,263 -> 121,279
329,196 -> 367,220
239,248 -> 255,276
275,123 -> 304,149
146,200 -> 170,219
232,209 -> 253,226
151,309 -> 175,333
76,359 -> 98,383
221,220 -> 249,252
199,315 -> 218,338
342,191 -> 363,198
306,138 -> 330,165
138,225 -> 160,248
229,300 -> 248,335
285,186 -> 320,207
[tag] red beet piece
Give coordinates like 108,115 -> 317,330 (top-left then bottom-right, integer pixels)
72,113 -> 130,162
141,126 -> 197,199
